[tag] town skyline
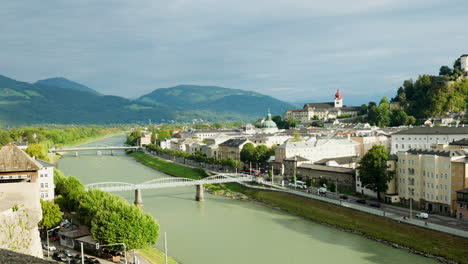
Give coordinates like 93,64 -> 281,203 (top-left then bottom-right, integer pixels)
1,1 -> 467,105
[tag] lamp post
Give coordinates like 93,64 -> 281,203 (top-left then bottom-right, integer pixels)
96,242 -> 127,264
46,225 -> 61,258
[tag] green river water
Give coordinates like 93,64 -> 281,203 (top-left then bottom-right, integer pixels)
56,135 -> 435,264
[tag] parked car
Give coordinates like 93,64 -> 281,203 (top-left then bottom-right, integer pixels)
339,195 -> 348,200
416,212 -> 429,219
62,249 -> 73,257
43,244 -> 56,251
318,187 -> 327,195
356,199 -> 366,204
52,252 -> 67,262
369,202 -> 381,208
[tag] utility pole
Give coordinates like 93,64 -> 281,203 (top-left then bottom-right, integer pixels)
293,156 -> 297,189
164,232 -> 168,264
81,242 -> 84,264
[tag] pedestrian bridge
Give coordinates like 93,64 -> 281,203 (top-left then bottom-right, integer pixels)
85,173 -> 255,204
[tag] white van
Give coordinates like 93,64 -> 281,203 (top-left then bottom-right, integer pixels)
416,212 -> 429,219
289,181 -> 307,189
318,187 -> 327,195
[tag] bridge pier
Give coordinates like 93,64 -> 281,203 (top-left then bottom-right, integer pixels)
134,189 -> 143,206
75,152 -> 79,157
195,184 -> 205,201
110,150 -> 114,156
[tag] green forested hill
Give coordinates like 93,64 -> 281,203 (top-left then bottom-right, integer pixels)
137,84 -> 295,117
0,76 -> 293,125
35,77 -> 101,94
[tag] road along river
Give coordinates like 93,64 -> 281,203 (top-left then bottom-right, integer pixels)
57,135 -> 436,264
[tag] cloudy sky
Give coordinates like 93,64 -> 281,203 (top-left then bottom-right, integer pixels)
1,0 -> 467,105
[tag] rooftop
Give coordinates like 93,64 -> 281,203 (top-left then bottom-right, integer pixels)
36,159 -> 54,168
219,138 -> 249,147
314,156 -> 356,165
449,138 -> 468,146
0,143 -> 42,173
298,163 -> 355,174
402,148 -> 465,157
304,102 -> 335,109
393,126 -> 468,135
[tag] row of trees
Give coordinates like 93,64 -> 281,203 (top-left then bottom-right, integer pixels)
146,144 -> 243,168
0,126 -> 113,147
271,115 -> 298,129
240,143 -> 275,166
361,97 -> 417,127
54,169 -> 159,249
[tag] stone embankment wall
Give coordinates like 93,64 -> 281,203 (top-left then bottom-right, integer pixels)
0,183 -> 43,258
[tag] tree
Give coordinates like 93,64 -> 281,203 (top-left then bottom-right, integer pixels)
292,130 -> 302,142
157,130 -> 171,141
25,143 -> 48,160
439,66 -> 452,76
359,104 -> 367,115
240,143 -> 257,163
357,145 -> 392,201
256,145 -> 271,164
288,118 -> 298,128
329,183 -> 336,192
39,200 -> 63,230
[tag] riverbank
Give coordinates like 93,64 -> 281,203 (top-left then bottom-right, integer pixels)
130,152 -> 468,264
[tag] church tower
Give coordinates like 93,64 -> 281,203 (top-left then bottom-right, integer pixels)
334,89 -> 343,108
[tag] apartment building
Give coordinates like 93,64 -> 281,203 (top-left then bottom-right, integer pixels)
391,126 -> 468,154
396,149 -> 467,215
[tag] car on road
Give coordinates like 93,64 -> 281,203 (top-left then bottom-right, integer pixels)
416,212 -> 429,219
318,187 -> 327,195
52,252 -> 67,262
62,249 -> 73,258
356,199 -> 366,204
43,244 -> 56,251
369,202 -> 381,208
339,195 -> 348,200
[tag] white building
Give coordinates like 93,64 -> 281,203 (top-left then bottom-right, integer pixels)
284,90 -> 360,123
461,54 -> 468,73
391,126 -> 468,154
248,134 -> 292,148
36,159 -> 55,201
275,137 -> 360,163
181,129 -> 241,140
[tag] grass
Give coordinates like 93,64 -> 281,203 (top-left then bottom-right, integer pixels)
137,248 -> 178,264
241,188 -> 468,264
130,152 -> 207,180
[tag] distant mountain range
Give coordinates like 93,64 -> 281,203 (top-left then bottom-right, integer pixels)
0,75 -> 295,125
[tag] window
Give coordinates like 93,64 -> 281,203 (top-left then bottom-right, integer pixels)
45,183 -> 48,188
396,144 -> 398,149
445,185 -> 447,190
40,183 -> 44,188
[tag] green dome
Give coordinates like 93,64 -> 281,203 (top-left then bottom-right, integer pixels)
261,112 -> 278,129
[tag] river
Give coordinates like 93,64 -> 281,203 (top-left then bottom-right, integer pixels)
57,135 -> 435,264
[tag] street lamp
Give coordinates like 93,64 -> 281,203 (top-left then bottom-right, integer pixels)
46,225 -> 61,258
96,242 -> 127,264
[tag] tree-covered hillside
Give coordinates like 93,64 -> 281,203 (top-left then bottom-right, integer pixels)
0,76 -> 295,125
35,77 -> 101,94
360,58 -> 468,126
137,84 -> 295,117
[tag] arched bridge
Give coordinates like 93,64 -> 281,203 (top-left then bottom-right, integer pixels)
85,173 -> 255,204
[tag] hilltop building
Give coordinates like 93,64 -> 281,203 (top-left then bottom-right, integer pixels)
461,54 -> 468,73
284,90 -> 360,123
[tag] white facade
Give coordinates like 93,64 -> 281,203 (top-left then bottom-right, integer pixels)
37,159 -> 55,201
390,127 -> 468,154
275,137 -> 360,163
461,54 -> 468,73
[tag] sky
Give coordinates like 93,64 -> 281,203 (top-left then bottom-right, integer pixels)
1,0 -> 467,105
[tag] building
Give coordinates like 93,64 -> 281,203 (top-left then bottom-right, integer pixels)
0,143 -> 43,258
182,129 -> 241,140
218,138 -> 252,161
461,54 -> 468,73
396,149 -> 467,216
296,164 -> 356,191
284,90 -> 360,123
36,159 -> 55,201
352,135 -> 390,157
456,188 -> 468,220
275,137 -> 360,163
391,126 -> 468,154
138,133 -> 152,147
256,111 -> 279,134
248,134 -> 291,148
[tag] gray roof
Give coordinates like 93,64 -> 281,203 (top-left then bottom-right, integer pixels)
314,156 -> 356,165
219,138 -> 249,147
304,102 -> 334,109
298,163 -> 355,174
0,143 -> 42,172
449,138 -> 468,146
404,148 -> 465,157
36,159 -> 55,168
393,127 -> 468,135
